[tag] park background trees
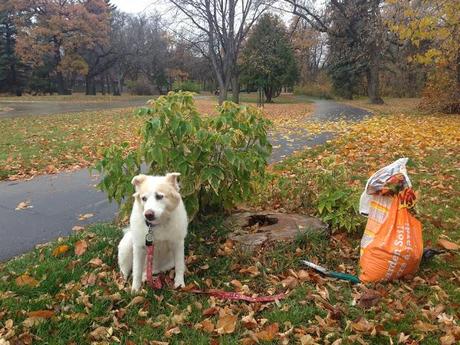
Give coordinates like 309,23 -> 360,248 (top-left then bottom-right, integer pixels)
0,0 -> 458,112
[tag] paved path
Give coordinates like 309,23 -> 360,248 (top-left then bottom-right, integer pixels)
0,100 -> 371,261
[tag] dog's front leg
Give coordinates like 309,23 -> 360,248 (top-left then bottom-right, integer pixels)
172,240 -> 185,288
132,245 -> 146,292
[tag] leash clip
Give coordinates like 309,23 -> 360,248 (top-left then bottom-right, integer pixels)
145,223 -> 155,246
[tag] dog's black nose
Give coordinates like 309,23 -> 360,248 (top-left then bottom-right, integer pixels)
144,210 -> 155,221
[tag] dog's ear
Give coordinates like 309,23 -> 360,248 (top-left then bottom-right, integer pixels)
165,172 -> 181,191
131,174 -> 147,190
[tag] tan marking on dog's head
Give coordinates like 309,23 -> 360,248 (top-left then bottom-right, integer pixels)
156,181 -> 181,212
165,172 -> 181,191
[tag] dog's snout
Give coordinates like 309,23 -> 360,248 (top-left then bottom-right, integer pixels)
144,210 -> 155,221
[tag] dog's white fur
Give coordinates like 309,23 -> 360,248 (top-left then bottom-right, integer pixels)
117,173 -> 188,292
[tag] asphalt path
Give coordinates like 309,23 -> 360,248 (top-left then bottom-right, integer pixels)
0,99 -> 371,261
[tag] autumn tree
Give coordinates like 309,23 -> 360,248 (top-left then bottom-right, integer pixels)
240,13 -> 298,102
286,0 -> 386,104
15,0 -> 110,95
388,0 -> 460,113
167,0 -> 273,104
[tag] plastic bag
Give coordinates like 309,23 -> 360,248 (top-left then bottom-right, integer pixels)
359,158 -> 411,216
359,195 -> 423,282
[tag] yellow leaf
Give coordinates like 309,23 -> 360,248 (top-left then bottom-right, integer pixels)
52,245 -> 70,257
15,274 -> 39,287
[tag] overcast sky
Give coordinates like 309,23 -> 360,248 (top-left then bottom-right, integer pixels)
111,0 -> 158,14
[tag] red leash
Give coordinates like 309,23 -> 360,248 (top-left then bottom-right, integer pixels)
145,243 -> 286,303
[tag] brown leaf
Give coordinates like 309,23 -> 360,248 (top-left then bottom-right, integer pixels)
127,296 -> 145,308
202,307 -> 219,317
281,276 -> 298,289
52,244 -> 70,257
199,319 -> 215,333
216,314 -> 237,334
239,265 -> 260,277
241,312 -> 258,330
78,213 -> 94,221
15,200 -> 33,210
165,326 -> 181,337
150,341 -> 169,345
438,239 -> 459,251
28,310 -> 54,319
414,320 -> 438,333
22,316 -> 45,328
72,225 -> 85,231
74,240 -> 88,256
89,326 -> 112,340
255,323 -> 279,341
357,289 -> 381,309
351,318 -> 374,333
89,258 -> 103,267
15,274 -> 39,287
440,334 -> 456,345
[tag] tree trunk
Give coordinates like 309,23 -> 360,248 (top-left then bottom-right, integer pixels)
366,54 -> 384,104
86,76 -> 96,95
56,71 -> 65,95
264,86 -> 273,103
218,83 -> 228,104
231,74 -> 240,103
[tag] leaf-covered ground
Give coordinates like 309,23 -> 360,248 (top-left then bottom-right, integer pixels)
1,99 -> 459,344
0,95 -> 313,181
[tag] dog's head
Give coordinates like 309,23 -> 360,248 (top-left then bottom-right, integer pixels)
131,173 -> 181,226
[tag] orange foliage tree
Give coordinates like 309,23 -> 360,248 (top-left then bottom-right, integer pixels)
14,0 -> 110,94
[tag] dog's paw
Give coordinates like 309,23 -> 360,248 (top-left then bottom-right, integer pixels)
174,277 -> 185,289
131,283 -> 142,293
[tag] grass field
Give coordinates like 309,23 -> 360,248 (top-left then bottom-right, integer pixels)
0,97 -> 459,344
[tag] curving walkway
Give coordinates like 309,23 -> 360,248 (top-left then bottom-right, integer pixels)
0,99 -> 371,261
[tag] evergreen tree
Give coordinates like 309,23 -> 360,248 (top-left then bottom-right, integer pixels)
0,0 -> 26,95
240,14 -> 298,103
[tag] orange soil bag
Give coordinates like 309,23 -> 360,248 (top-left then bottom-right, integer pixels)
359,192 -> 423,282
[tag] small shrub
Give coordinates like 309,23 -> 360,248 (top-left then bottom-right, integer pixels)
254,156 -> 363,233
294,82 -> 333,99
172,80 -> 201,93
95,91 -> 272,221
126,78 -> 153,95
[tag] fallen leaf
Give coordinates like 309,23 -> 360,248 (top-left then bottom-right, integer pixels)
437,239 -> 459,251
15,200 -> 33,210
299,334 -> 318,345
78,213 -> 94,221
15,274 -> 39,287
239,266 -> 260,277
52,245 -> 70,257
202,307 -> 219,317
414,320 -> 438,333
72,225 -> 85,231
74,240 -> 88,256
89,258 -> 103,267
357,289 -> 381,309
255,323 -> 279,341
150,342 -> 169,345
127,295 -> 145,308
242,312 -> 258,329
440,334 -> 456,345
165,326 -> 181,337
90,326 -> 112,340
22,317 -> 45,328
281,276 -> 298,289
216,314 -> 237,334
200,319 -> 215,333
27,310 -> 54,319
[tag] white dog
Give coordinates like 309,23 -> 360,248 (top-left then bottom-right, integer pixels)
117,173 -> 188,292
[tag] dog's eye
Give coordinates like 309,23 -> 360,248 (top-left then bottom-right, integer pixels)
155,193 -> 164,200
141,196 -> 147,202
